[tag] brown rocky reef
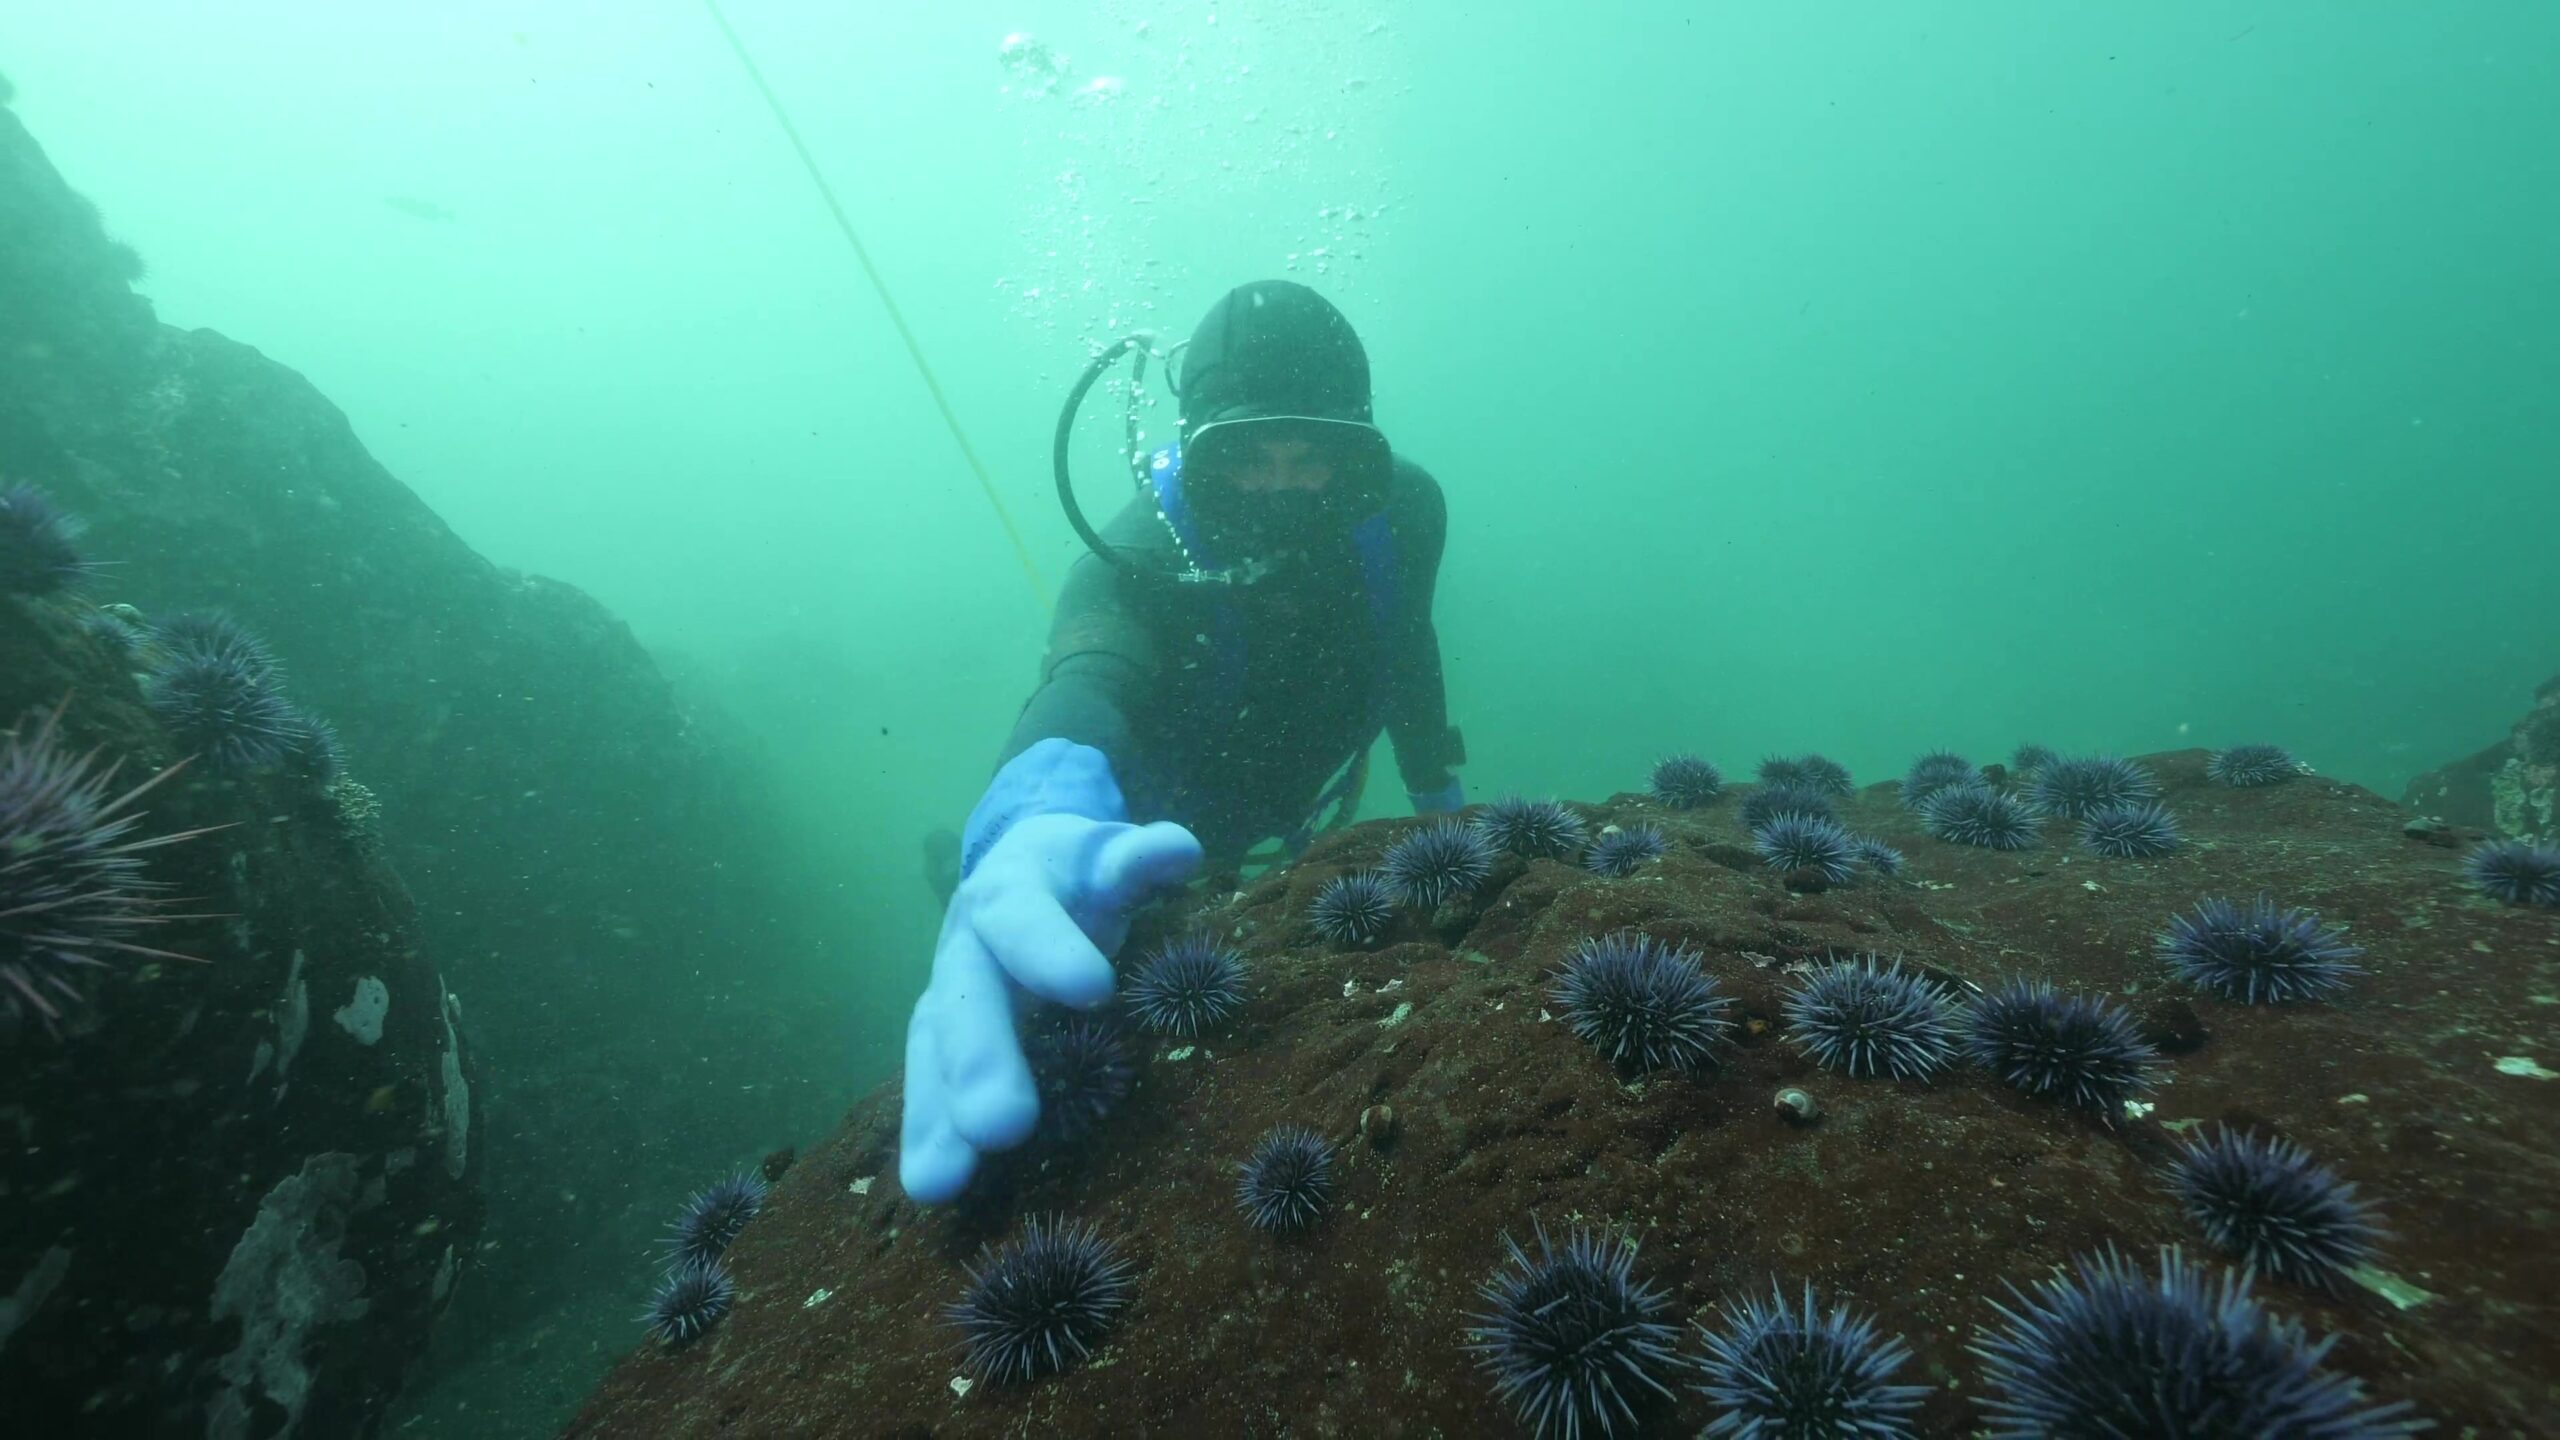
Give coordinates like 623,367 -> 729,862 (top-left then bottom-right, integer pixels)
1,578 -> 483,1433
570,755 -> 2558,1437
0,96 -> 856,1429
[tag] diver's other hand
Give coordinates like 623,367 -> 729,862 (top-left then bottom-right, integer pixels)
897,810 -> 1202,1204
1408,776 -> 1465,815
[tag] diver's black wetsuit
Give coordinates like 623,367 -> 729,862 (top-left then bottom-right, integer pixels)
997,456 -> 1459,867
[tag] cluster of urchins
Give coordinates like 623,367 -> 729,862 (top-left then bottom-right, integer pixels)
1465,912 -> 2410,1436
640,1170 -> 769,1344
923,739 -> 2532,1435
3,483 -> 343,783
941,930 -> 1338,1384
936,918 -> 2421,1437
1,483 -> 347,1031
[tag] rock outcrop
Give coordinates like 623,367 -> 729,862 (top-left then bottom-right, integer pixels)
2402,674 -> 2560,843
571,755 -> 2555,1438
0,595 -> 483,1437
0,96 -> 852,1432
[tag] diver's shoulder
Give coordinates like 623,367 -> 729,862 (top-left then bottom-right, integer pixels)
1389,453 -> 1441,494
1386,453 -> 1445,524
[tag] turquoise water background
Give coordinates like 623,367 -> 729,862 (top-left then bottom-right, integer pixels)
10,0 -> 2556,1100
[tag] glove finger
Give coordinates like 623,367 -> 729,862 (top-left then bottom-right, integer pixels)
928,926 -> 1043,1152
1085,820 -> 1204,907
897,1016 -> 975,1203
977,886 -> 1118,1009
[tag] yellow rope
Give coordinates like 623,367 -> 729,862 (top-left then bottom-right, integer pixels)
701,0 -> 1051,609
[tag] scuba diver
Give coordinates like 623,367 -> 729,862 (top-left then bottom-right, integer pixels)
898,279 -> 1465,1204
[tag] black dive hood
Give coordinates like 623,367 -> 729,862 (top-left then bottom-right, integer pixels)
1054,281 -> 1390,585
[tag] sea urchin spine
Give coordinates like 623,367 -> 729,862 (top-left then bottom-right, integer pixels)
1,701 -> 208,1030
1465,1221 -> 1683,1440
1970,1246 -> 2422,1438
2464,839 -> 2560,907
946,1214 -> 1134,1384
2168,1126 -> 2384,1291
1690,1281 -> 1928,1439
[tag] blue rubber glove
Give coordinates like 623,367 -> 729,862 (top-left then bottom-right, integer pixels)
1408,776 -> 1465,815
899,740 -> 1202,1204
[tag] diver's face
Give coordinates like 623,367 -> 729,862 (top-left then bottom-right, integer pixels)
1226,437 -> 1334,494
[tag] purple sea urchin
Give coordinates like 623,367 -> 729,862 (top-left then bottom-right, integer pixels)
1964,980 -> 2160,1118
1919,784 -> 2040,851
1849,837 -> 1905,878
1025,1014 -> 1134,1142
1740,784 -> 1839,832
1,703 -> 206,1029
285,710 -> 342,783
947,1214 -> 1134,1384
1900,751 -> 1977,810
1123,933 -> 1246,1037
0,483 -> 89,595
2207,743 -> 2300,788
1753,813 -> 1858,885
1585,823 -> 1666,878
1755,756 -> 1807,789
1690,1281 -> 1929,1439
1235,1125 -> 1335,1232
1784,955 -> 1957,1082
1650,754 -> 1725,809
2080,801 -> 2182,859
149,612 -> 277,677
643,1257 -> 736,1344
2169,1127 -> 2384,1291
2463,839 -> 2560,907
663,1171 -> 768,1270
2012,743 -> 2058,777
2156,896 -> 2363,1004
1551,932 -> 1734,1076
1800,755 -> 1853,796
1382,819 -> 1496,909
1310,870 -> 1396,945
1465,1221 -> 1682,1440
143,616 -> 299,772
2028,755 -> 2159,822
1474,796 -> 1589,859
1971,1246 -> 2423,1439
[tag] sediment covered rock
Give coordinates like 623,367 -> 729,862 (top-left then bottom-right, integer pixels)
571,753 -> 2555,1437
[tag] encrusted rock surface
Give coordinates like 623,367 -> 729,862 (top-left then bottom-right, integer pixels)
1,595 -> 483,1437
570,753 -> 2557,1437
2402,673 -> 2560,845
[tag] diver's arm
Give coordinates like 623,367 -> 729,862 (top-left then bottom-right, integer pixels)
1382,461 -> 1464,801
995,547 -> 1155,789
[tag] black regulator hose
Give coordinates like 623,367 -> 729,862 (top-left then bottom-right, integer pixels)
1053,333 -> 1158,577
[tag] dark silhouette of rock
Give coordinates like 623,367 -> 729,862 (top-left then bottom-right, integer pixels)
1,597 -> 483,1437
0,100 -> 855,1432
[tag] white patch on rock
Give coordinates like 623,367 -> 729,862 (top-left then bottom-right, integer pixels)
437,985 -> 470,1179
206,1154 -> 369,1440
2493,1055 -> 2557,1080
332,977 -> 389,1046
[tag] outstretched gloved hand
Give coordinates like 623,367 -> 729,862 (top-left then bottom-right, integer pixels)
898,740 -> 1200,1204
